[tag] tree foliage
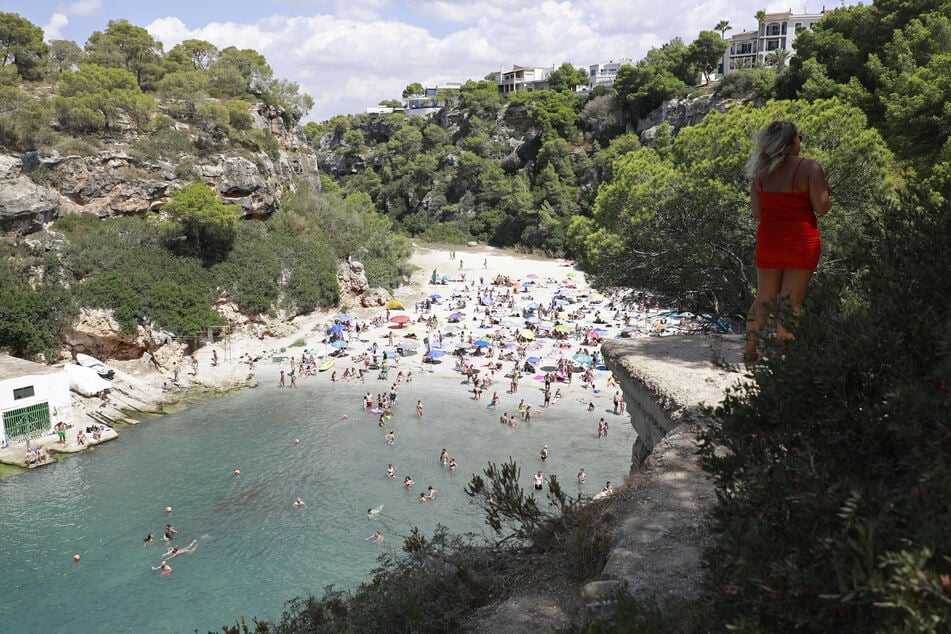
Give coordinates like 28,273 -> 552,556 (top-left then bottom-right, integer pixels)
84,19 -> 164,88
161,183 -> 241,261
53,63 -> 156,132
0,12 -> 48,80
570,99 -> 895,310
547,62 -> 588,93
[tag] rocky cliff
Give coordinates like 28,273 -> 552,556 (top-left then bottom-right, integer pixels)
0,103 -> 320,235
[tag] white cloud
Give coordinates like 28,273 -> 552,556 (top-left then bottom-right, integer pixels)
43,13 -> 69,40
62,0 -> 102,16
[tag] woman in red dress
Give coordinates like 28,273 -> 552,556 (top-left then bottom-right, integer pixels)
744,121 -> 832,362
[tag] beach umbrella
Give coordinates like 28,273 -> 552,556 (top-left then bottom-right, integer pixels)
521,281 -> 534,287
526,273 -> 539,279
526,356 -> 541,364
503,343 -> 517,350
526,302 -> 539,309
330,339 -> 348,349
573,353 -> 592,365
334,314 -> 353,322
389,315 -> 411,326
518,329 -> 535,340
328,323 -> 345,334
385,299 -> 405,310
449,311 -> 464,319
537,321 -> 554,331
593,327 -> 609,335
553,324 -> 571,333
428,349 -> 446,358
430,294 -> 442,300
473,339 -> 490,347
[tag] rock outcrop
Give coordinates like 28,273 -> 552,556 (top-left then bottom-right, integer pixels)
0,103 -> 320,234
0,155 -> 60,233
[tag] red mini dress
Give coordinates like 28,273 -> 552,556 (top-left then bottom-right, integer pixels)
755,158 -> 820,270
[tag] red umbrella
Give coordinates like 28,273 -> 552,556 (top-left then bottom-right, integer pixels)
389,315 -> 410,325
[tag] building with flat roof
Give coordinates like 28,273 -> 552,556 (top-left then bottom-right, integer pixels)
495,65 -> 552,94
588,58 -> 633,89
721,9 -> 831,73
0,355 -> 72,446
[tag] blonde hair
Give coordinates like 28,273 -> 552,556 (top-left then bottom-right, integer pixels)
746,120 -> 799,181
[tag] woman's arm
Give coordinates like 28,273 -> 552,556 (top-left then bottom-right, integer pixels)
808,160 -> 832,215
750,182 -> 763,220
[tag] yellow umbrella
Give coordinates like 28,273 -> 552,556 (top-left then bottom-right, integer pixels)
518,328 -> 535,340
385,299 -> 405,310
553,324 -> 571,333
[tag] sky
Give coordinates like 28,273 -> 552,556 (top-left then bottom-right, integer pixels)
4,1 -> 853,122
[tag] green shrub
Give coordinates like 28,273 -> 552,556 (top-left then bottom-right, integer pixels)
697,191 -> 951,631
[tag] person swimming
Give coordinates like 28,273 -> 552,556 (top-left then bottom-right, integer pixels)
427,486 -> 437,500
366,531 -> 383,543
403,476 -> 414,488
163,524 -> 177,541
419,493 -> 428,503
293,497 -> 305,507
367,504 -> 384,519
153,560 -> 172,576
143,533 -> 154,546
386,464 -> 396,478
163,539 -> 197,559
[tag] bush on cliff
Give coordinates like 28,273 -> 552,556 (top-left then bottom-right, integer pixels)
698,190 -> 951,631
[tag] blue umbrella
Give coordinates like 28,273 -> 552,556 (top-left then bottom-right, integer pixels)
430,294 -> 442,299
328,323 -> 345,334
428,349 -> 446,358
573,353 -> 592,364
473,339 -> 490,347
593,327 -> 609,335
526,356 -> 541,363
330,339 -> 348,349
335,314 -> 353,322
521,281 -> 534,287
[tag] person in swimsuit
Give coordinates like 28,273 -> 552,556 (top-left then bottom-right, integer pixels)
745,121 -> 832,362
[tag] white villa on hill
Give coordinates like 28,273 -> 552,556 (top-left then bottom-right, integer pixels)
495,65 -> 552,94
722,9 -> 831,72
587,58 -> 633,89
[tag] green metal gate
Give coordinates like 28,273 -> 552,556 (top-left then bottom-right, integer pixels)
3,402 -> 51,442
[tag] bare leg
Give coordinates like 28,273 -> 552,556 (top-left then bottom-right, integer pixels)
746,268 -> 783,360
775,269 -> 814,340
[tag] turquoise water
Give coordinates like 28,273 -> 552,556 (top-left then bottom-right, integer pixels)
0,370 -> 634,633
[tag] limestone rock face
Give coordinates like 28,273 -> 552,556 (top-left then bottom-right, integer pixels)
336,259 -> 369,294
2,102 -> 320,236
360,287 -> 390,308
0,155 -> 60,233
637,94 -> 750,143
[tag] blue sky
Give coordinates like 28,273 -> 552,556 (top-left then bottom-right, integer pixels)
3,1 -> 851,122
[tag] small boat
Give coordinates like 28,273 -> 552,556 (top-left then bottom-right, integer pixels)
319,358 -> 335,372
76,353 -> 115,380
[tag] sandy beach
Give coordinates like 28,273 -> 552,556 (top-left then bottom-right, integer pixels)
2,242 -> 679,471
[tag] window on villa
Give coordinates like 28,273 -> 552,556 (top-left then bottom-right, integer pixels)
767,41 -> 779,51
781,24 -> 787,35
13,385 -> 35,400
767,24 -> 781,36
795,22 -> 804,32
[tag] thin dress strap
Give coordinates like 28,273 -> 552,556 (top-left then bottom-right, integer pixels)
790,157 -> 805,192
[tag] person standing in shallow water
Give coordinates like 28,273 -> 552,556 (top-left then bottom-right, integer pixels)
745,120 -> 832,363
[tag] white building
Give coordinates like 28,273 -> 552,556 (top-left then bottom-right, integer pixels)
495,65 -> 552,95
721,9 -> 831,73
588,58 -> 633,89
0,355 -> 73,446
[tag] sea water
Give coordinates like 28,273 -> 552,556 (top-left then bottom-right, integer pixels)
0,370 -> 634,633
